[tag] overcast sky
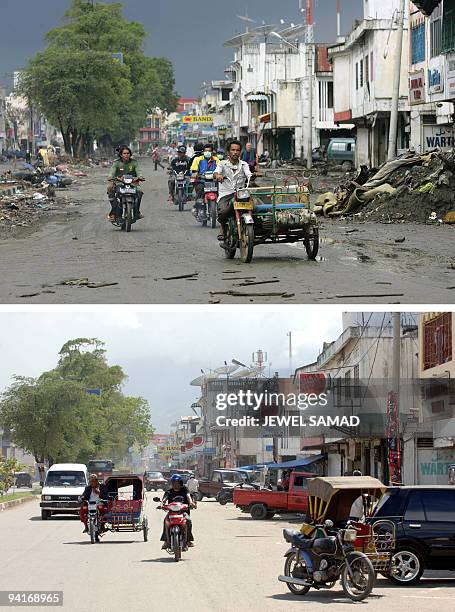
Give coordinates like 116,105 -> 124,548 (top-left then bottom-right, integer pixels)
0,309 -> 343,432
0,0 -> 362,97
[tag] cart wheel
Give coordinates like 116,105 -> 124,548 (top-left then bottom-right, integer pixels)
143,517 -> 148,541
304,226 -> 319,260
239,223 -> 254,264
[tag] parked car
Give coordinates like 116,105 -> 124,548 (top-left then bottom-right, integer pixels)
13,472 -> 33,488
144,470 -> 167,491
233,471 -> 314,519
449,464 -> 455,484
371,485 -> 455,585
326,137 -> 356,171
196,469 -> 252,501
40,463 -> 88,520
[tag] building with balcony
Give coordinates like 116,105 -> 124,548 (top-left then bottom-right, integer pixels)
329,0 -> 410,166
294,313 -> 420,483
137,109 -> 164,153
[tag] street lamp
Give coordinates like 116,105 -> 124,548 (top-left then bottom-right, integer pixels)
270,30 -> 313,169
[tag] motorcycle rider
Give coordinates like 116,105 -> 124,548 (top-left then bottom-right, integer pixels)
107,146 -> 145,221
191,144 -> 219,213
79,474 -> 109,533
213,139 -> 252,244
186,472 -> 199,502
168,145 -> 191,203
160,474 -> 196,550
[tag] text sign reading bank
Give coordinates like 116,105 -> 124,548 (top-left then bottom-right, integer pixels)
182,116 -> 213,124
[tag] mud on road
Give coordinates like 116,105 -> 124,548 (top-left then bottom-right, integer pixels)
0,158 -> 454,304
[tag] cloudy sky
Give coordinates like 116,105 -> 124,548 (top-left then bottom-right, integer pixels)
0,308 -> 343,432
0,0 -> 362,97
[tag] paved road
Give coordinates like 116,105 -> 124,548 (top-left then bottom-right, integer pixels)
1,497 -> 454,611
1,159 -> 455,304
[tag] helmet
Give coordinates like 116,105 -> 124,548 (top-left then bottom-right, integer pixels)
352,470 -> 362,476
194,142 -> 204,154
171,474 -> 183,483
178,146 -> 186,154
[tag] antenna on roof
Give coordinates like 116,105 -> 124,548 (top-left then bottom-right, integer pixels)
237,9 -> 256,32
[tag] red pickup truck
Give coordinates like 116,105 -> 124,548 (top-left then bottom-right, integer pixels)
233,471 -> 314,519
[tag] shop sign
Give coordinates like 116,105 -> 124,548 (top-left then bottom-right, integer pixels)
409,70 -> 425,105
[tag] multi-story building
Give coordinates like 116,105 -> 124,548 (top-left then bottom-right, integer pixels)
222,24 -> 344,159
408,1 -> 455,152
415,312 -> 455,484
0,87 -> 6,153
200,80 -> 234,148
329,0 -> 410,166
137,109 -> 164,153
294,313 -> 420,483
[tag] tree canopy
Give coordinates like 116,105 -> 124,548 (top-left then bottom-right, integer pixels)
19,0 -> 178,155
0,338 -> 153,468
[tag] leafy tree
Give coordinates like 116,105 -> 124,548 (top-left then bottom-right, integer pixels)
19,1 -> 178,155
0,456 -> 26,496
0,338 -> 153,469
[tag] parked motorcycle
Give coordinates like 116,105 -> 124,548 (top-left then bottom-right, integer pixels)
278,520 -> 375,602
154,496 -> 191,562
172,171 -> 188,212
193,172 -> 218,228
113,175 -> 144,232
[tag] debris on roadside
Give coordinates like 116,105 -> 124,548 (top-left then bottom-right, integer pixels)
313,150 -> 455,223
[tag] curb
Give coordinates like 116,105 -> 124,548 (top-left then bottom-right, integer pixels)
0,493 -> 40,512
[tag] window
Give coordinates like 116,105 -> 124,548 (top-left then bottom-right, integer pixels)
327,81 -> 334,109
423,313 -> 452,370
293,476 -> 308,490
430,5 -> 443,57
355,62 -> 359,90
411,23 -> 426,64
370,52 -> 374,82
404,492 -> 426,521
359,59 -> 364,88
421,490 -> 455,522
365,55 -> 369,83
344,370 -> 352,400
221,88 -> 230,101
442,2 -> 455,54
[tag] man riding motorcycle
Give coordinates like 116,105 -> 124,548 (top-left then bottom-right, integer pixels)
191,144 -> 219,213
214,139 -> 252,244
107,146 -> 145,221
168,146 -> 191,202
160,474 -> 196,550
79,473 -> 109,533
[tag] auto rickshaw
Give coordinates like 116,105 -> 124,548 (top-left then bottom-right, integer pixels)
301,476 -> 396,574
86,474 -> 149,543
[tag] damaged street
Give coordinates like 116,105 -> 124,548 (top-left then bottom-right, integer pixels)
1,157 -> 455,304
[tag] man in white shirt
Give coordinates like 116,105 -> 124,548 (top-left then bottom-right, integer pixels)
214,140 -> 252,242
186,473 -> 199,501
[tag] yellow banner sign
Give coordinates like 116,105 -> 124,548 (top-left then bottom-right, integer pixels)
182,115 -> 213,124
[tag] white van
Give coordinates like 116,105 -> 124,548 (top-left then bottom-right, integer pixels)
40,463 -> 88,520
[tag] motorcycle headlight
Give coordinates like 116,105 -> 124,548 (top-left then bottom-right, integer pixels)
343,528 -> 357,542
237,189 -> 250,200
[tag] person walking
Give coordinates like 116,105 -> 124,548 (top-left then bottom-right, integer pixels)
151,146 -> 165,171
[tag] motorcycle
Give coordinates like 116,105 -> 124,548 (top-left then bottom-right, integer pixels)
173,171 -> 188,212
278,520 -> 375,602
154,496 -> 191,562
223,178 -> 255,263
193,172 -> 218,228
113,175 -> 144,232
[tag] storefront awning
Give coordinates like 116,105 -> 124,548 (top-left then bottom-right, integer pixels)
412,0 -> 442,16
266,454 -> 326,470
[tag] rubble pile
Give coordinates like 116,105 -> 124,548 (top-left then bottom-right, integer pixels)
315,150 -> 455,223
0,179 -> 53,231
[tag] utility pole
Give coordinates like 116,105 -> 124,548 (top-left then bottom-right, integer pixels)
287,331 -> 293,377
387,0 -> 406,161
306,1 -> 314,170
386,312 -> 402,484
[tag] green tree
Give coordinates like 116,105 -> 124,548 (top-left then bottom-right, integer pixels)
0,338 -> 153,469
0,456 -> 26,496
19,1 -> 178,155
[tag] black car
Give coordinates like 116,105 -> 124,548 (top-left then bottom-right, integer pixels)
14,472 -> 33,488
372,485 -> 455,585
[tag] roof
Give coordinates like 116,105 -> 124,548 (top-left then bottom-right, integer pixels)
266,454 -> 326,470
308,476 -> 387,501
48,463 -> 87,471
